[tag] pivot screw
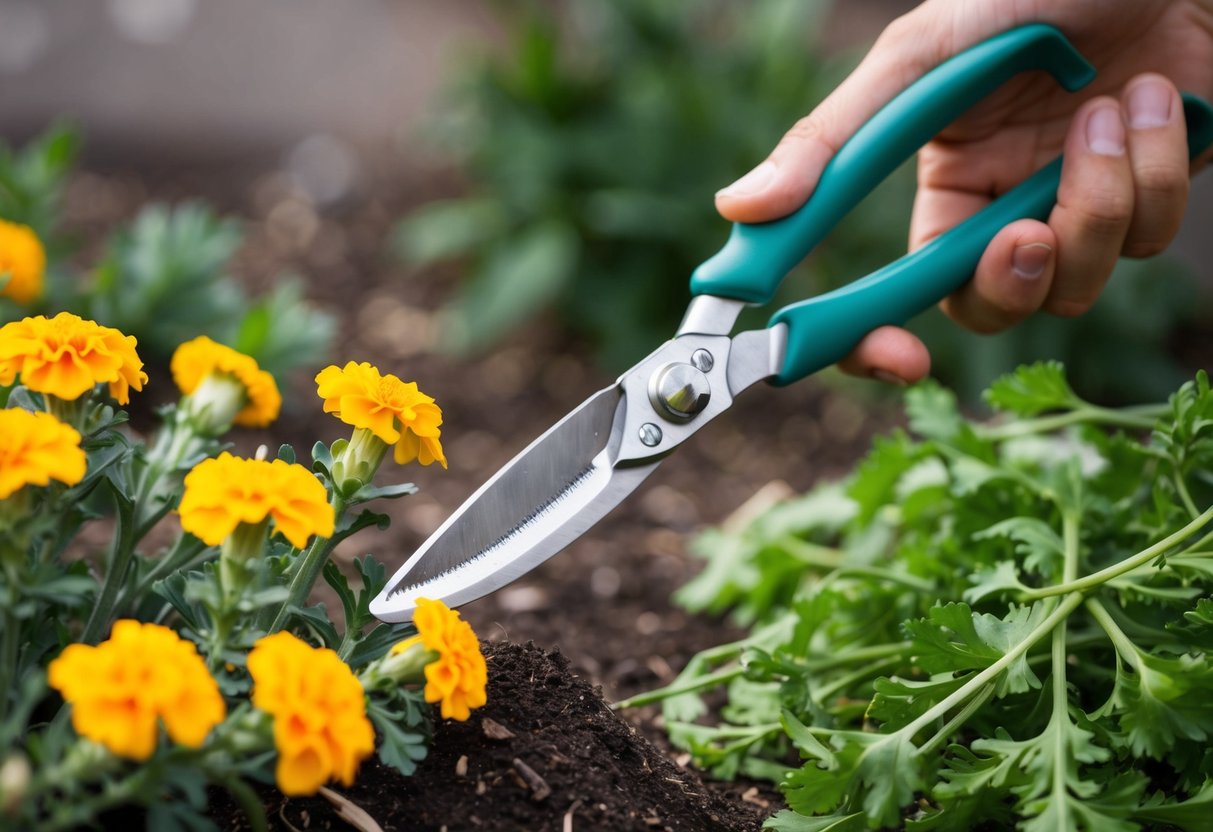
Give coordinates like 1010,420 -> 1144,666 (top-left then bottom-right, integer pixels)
638,423 -> 663,447
690,349 -> 714,372
648,362 -> 711,423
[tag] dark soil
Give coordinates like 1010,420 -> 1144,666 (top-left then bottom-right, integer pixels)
216,642 -> 767,831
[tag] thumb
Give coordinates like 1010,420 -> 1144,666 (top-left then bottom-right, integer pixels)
715,10 -> 967,224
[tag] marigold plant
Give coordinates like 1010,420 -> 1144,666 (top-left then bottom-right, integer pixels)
247,632 -> 376,795
0,220 -> 45,305
47,620 -> 225,761
178,453 -> 335,549
316,360 -> 447,469
171,335 -> 281,430
0,329 -> 466,829
391,598 -> 487,721
0,312 -> 147,405
0,409 -> 85,500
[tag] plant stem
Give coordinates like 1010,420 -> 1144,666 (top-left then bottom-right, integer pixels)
975,404 -> 1164,441
919,683 -> 994,757
1021,505 -> 1213,600
615,665 -> 745,709
267,495 -> 346,633
81,491 -> 136,645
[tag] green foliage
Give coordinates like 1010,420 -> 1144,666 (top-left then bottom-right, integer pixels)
632,362 -> 1213,829
0,128 -> 334,382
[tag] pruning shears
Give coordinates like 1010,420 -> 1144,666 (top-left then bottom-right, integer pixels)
370,24 -> 1213,623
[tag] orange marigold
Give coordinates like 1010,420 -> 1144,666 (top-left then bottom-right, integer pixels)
315,361 -> 447,469
47,620 -> 225,761
171,336 -> 281,428
0,409 -> 86,499
0,219 -> 45,305
178,453 -> 334,549
0,313 -> 147,404
247,632 -> 375,795
391,597 -> 487,721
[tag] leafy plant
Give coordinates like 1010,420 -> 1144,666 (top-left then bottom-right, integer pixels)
625,362 -> 1213,830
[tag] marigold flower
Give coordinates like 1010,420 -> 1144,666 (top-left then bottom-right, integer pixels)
178,453 -> 334,549
0,409 -> 86,499
315,361 -> 447,469
0,313 -> 147,405
171,336 -> 281,429
0,219 -> 45,305
391,597 -> 487,721
47,620 -> 225,761
247,632 -> 375,795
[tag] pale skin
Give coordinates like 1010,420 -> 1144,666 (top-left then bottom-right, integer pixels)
716,0 -> 1213,384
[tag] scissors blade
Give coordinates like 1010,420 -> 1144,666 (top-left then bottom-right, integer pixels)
369,383 -> 658,622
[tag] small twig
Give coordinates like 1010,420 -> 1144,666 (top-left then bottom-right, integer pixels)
512,758 -> 551,802
563,798 -> 584,832
317,787 -> 385,832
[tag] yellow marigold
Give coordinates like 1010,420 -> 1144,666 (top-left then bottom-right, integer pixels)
315,361 -> 447,469
178,453 -> 334,549
0,409 -> 86,499
247,632 -> 375,795
170,336 -> 281,428
391,597 -> 487,721
47,620 -> 225,761
0,219 -> 45,305
0,313 -> 147,404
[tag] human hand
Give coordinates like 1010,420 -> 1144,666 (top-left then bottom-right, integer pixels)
716,0 -> 1213,384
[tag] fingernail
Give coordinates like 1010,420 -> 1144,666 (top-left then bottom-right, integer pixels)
1128,78 -> 1173,129
1086,106 -> 1125,156
872,369 -> 908,387
716,161 -> 777,198
1012,242 -> 1052,280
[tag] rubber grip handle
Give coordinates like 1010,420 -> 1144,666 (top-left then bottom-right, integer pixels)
768,94 -> 1213,385
689,24 -> 1095,304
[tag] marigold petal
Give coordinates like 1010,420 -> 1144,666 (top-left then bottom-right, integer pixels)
0,220 -> 45,304
0,409 -> 86,499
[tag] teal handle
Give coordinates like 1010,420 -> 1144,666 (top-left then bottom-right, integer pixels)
690,24 -> 1095,303
770,94 -> 1213,385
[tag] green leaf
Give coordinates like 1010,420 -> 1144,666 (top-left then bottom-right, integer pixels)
973,517 -> 1065,576
983,361 -> 1081,416
903,603 -> 1043,695
762,810 -> 866,831
905,381 -> 963,441
369,704 -> 429,777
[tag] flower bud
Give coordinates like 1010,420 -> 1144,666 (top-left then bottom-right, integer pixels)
330,427 -> 389,489
180,372 -> 248,436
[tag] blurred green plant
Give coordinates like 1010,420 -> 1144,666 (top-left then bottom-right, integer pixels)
0,127 -> 334,383
399,0 -> 1209,403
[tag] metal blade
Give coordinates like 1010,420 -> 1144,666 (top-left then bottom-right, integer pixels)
369,384 -> 659,622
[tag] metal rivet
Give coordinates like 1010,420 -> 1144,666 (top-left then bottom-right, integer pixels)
638,423 -> 663,447
690,349 -> 714,372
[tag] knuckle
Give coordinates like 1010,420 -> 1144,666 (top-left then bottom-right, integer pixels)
1075,189 -> 1134,236
1133,161 -> 1190,201
781,115 -> 823,145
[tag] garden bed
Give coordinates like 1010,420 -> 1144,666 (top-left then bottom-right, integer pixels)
58,159 -> 896,831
